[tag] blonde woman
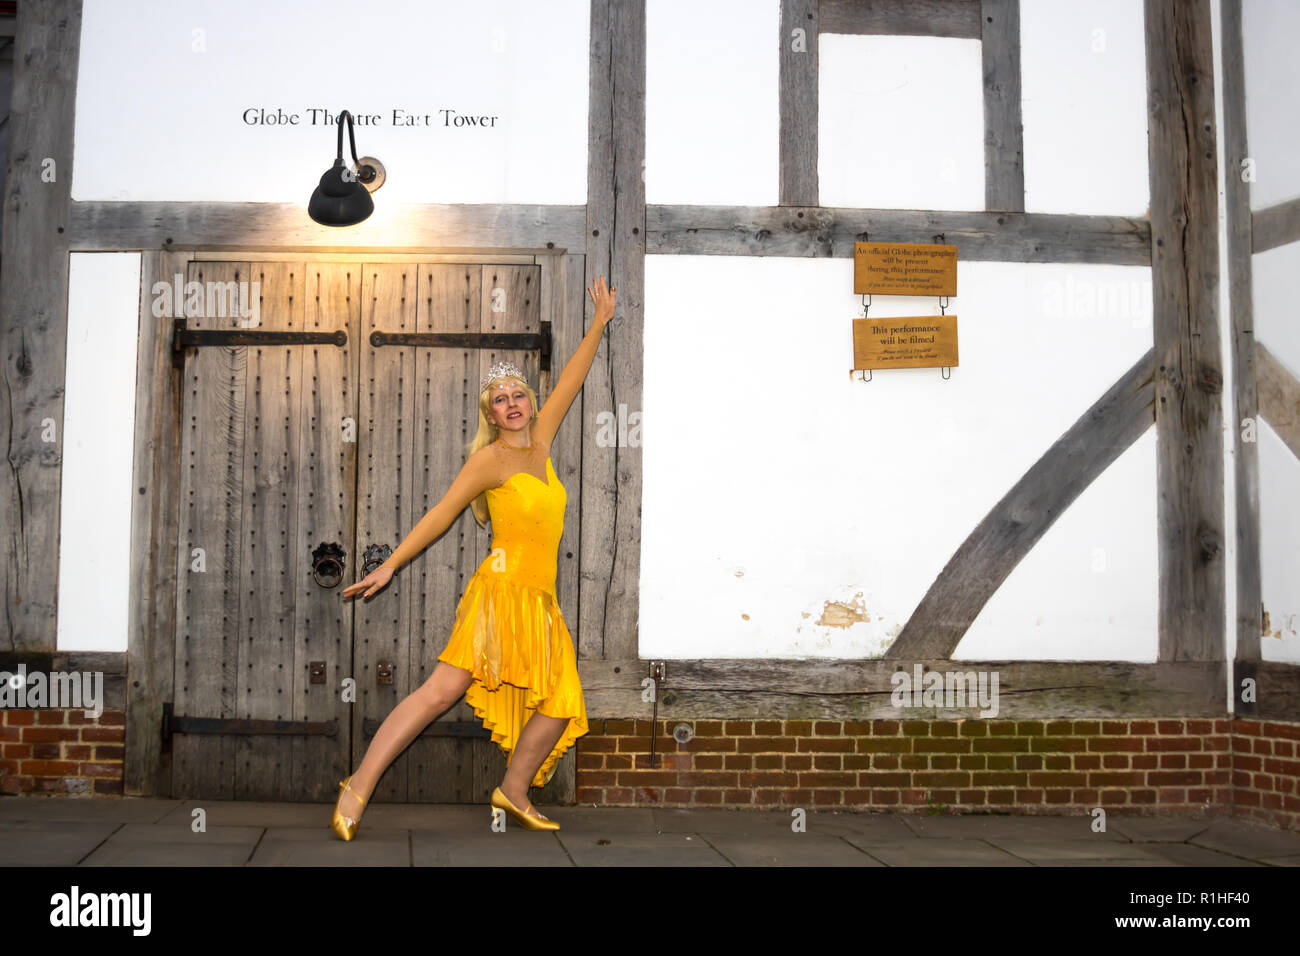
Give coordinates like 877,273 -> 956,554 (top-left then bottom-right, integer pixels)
331,276 -> 616,838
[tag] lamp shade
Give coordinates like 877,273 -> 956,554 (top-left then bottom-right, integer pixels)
308,159 -> 374,226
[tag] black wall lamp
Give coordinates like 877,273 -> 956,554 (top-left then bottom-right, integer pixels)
308,109 -> 386,226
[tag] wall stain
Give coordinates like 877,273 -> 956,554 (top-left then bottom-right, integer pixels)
817,593 -> 868,628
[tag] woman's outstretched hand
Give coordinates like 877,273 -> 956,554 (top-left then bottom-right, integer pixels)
342,565 -> 395,600
589,275 -> 616,327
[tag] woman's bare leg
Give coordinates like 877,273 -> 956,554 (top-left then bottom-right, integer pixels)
498,712 -> 570,816
336,661 -> 474,821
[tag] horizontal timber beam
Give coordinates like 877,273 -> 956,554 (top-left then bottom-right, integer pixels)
66,201 -> 587,253
646,205 -> 1150,264
1252,196 -> 1300,253
1253,662 -> 1300,721
820,0 -> 981,38
577,659 -> 1226,720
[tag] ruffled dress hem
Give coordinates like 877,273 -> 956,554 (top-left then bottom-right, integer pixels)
437,570 -> 588,789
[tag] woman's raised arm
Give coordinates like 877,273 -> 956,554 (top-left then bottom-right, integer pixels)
531,276 -> 616,448
342,449 -> 496,598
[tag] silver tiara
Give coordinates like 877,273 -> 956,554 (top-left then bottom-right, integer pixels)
480,361 -> 526,392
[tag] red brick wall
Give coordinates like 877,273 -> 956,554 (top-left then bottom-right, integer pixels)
1,709 -> 1296,832
576,717 -> 1299,831
0,708 -> 125,795
1230,719 -> 1300,831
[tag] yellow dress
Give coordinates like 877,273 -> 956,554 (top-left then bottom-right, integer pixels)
437,456 -> 588,788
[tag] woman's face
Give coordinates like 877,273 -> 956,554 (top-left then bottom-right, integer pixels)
488,380 -> 532,431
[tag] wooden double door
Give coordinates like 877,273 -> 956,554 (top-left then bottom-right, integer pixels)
168,259 -> 554,803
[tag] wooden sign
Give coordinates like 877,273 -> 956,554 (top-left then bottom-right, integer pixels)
853,315 -> 959,371
854,242 -> 957,297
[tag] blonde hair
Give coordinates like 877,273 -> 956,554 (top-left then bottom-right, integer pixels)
466,375 -> 540,527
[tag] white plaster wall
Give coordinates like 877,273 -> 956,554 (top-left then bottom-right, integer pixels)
646,0 -> 778,205
72,0 -> 589,203
1250,210 -> 1300,665
1020,0 -> 1149,216
1258,420 -> 1300,662
57,254 -> 143,652
818,34 -> 984,211
640,255 -> 1155,660
1252,242 -> 1300,410
1242,0 -> 1300,210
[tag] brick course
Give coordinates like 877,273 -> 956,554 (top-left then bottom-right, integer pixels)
574,717 -> 1299,832
0,709 -> 125,796
2,708 -> 1296,832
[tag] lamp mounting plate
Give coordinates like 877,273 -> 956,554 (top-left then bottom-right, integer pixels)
353,157 -> 385,193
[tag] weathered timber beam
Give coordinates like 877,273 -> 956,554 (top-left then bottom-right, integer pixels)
1221,0 -> 1260,664
779,0 -> 819,206
1256,341 -> 1300,460
0,0 -> 82,652
885,347 -> 1156,660
1254,661 -> 1300,722
66,201 -> 587,252
1252,196 -> 1300,253
578,658 -> 1224,719
981,0 -> 1024,211
820,0 -> 981,38
581,0 -> 645,662
124,250 -> 187,797
647,204 -> 1150,264
1146,0 -> 1225,663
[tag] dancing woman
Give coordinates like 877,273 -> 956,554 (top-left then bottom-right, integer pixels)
331,275 -> 616,838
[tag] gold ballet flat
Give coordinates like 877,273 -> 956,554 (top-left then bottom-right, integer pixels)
491,786 -> 560,831
331,775 -> 367,842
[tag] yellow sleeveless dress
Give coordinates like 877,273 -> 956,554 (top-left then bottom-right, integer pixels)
437,456 -> 588,788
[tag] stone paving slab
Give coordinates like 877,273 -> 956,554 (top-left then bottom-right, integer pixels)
1029,857 -> 1172,867
154,800 -> 334,828
649,807 -> 803,835
1187,819 -> 1300,860
1,798 -> 1296,866
1105,817 -> 1217,843
412,829 -> 572,866
79,823 -> 263,867
698,832 -> 885,866
1134,842 -> 1264,866
900,814 -> 1131,843
247,826 -> 410,866
781,812 -> 927,843
555,831 -> 732,866
0,797 -> 180,823
989,838 -> 1170,863
0,820 -> 121,866
844,838 -> 1034,866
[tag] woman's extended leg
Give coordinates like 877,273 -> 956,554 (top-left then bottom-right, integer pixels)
336,661 -> 474,822
498,712 -> 570,816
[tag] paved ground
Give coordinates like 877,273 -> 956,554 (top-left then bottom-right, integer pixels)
2,797 -> 1298,866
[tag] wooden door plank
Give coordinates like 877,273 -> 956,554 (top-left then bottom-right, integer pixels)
234,262 -> 304,801
175,261 -> 247,798
292,263 -> 360,801
357,263 -> 420,803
